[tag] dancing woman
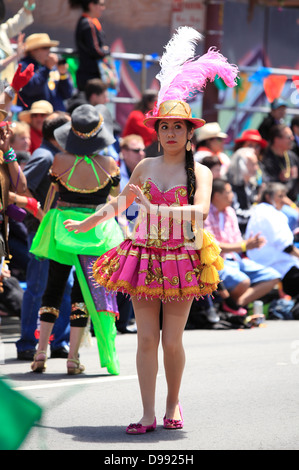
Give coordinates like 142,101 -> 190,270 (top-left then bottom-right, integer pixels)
64,27 -> 238,432
30,104 -> 124,375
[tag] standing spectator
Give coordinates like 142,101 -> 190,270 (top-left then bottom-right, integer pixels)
19,100 -> 54,154
194,122 -> 230,176
258,98 -> 287,142
16,112 -> 73,361
0,0 -> 35,84
17,33 -> 73,111
122,90 -> 158,155
69,0 -> 110,91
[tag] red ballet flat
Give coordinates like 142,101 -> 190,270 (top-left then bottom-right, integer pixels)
126,418 -> 156,434
163,403 -> 184,429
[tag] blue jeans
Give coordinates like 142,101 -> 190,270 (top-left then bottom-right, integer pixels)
16,232 -> 73,353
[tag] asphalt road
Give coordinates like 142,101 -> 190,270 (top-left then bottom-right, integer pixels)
1,317 -> 299,452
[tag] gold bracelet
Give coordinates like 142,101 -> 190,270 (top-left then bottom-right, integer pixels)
241,240 -> 247,252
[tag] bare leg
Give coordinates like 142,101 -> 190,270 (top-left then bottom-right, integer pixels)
35,321 -> 54,358
237,279 -> 279,306
162,299 -> 192,420
131,296 -> 161,426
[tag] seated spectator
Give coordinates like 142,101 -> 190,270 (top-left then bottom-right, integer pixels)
17,33 -> 73,111
201,156 -> 222,179
246,182 -> 299,300
122,89 -> 158,154
227,147 -> 260,234
9,121 -> 31,154
290,116 -> 299,157
260,123 -> 299,230
258,98 -> 287,142
18,100 -> 53,154
205,178 -> 280,309
234,129 -> 268,164
194,122 -> 230,175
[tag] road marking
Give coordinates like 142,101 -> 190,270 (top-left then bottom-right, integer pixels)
14,374 -> 139,392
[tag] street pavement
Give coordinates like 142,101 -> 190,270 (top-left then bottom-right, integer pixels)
0,315 -> 299,452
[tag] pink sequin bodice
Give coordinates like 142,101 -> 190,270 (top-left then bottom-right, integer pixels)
130,178 -> 192,250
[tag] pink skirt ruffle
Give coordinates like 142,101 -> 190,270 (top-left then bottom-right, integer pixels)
92,239 -> 219,302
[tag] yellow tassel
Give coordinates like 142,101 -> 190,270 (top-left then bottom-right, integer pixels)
195,229 -> 216,249
200,265 -> 220,284
200,243 -> 221,265
213,255 -> 224,271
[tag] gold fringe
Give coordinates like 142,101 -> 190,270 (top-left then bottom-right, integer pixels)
213,255 -> 224,271
200,265 -> 220,284
200,243 -> 221,265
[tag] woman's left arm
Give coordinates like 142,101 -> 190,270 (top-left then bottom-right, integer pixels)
130,163 -> 213,225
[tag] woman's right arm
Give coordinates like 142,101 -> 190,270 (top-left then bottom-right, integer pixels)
63,160 -> 145,233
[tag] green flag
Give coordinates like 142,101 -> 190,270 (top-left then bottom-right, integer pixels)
0,378 -> 42,450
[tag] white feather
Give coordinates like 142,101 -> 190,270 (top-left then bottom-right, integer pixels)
156,26 -> 203,106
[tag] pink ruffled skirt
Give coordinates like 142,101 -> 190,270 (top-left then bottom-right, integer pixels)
92,238 -> 221,302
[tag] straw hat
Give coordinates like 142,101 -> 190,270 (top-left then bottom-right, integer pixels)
54,104 -> 115,155
195,122 -> 228,143
143,100 -> 205,130
25,33 -> 59,53
19,101 -> 54,123
235,129 -> 268,149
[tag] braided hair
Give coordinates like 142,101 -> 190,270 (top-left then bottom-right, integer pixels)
185,121 -> 196,206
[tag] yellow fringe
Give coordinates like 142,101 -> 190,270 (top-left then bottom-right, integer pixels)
195,229 -> 216,249
213,255 -> 224,271
200,265 -> 220,284
200,243 -> 221,265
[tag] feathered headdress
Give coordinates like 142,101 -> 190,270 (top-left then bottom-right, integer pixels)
144,26 -> 239,129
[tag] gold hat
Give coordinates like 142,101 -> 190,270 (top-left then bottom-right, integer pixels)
144,100 -> 205,130
25,33 -> 59,52
19,100 -> 54,123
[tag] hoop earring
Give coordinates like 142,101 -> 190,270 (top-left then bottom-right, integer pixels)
158,140 -> 161,152
186,140 -> 192,152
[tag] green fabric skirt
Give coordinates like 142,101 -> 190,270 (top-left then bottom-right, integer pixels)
30,206 -> 124,264
30,206 -> 124,375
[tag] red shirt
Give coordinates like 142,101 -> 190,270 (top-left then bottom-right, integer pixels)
29,127 -> 43,154
122,110 -> 157,147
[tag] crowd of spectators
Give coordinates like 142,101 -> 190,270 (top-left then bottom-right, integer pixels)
0,1 -> 298,362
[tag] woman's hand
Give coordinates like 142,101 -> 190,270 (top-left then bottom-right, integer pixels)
64,219 -> 90,233
129,184 -> 151,212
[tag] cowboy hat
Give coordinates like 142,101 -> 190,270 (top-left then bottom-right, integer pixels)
143,100 -> 205,130
25,33 -> 59,52
54,104 -> 115,155
194,122 -> 228,143
18,101 -> 54,123
235,129 -> 268,149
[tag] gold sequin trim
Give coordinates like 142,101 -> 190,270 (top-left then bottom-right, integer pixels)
39,306 -> 59,317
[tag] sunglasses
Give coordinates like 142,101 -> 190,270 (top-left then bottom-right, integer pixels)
126,148 -> 145,153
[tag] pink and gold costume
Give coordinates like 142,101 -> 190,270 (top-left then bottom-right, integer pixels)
92,178 -> 223,302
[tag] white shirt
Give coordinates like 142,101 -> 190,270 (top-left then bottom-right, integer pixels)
245,203 -> 299,278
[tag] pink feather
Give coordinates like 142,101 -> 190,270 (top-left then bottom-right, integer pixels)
158,47 -> 238,105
